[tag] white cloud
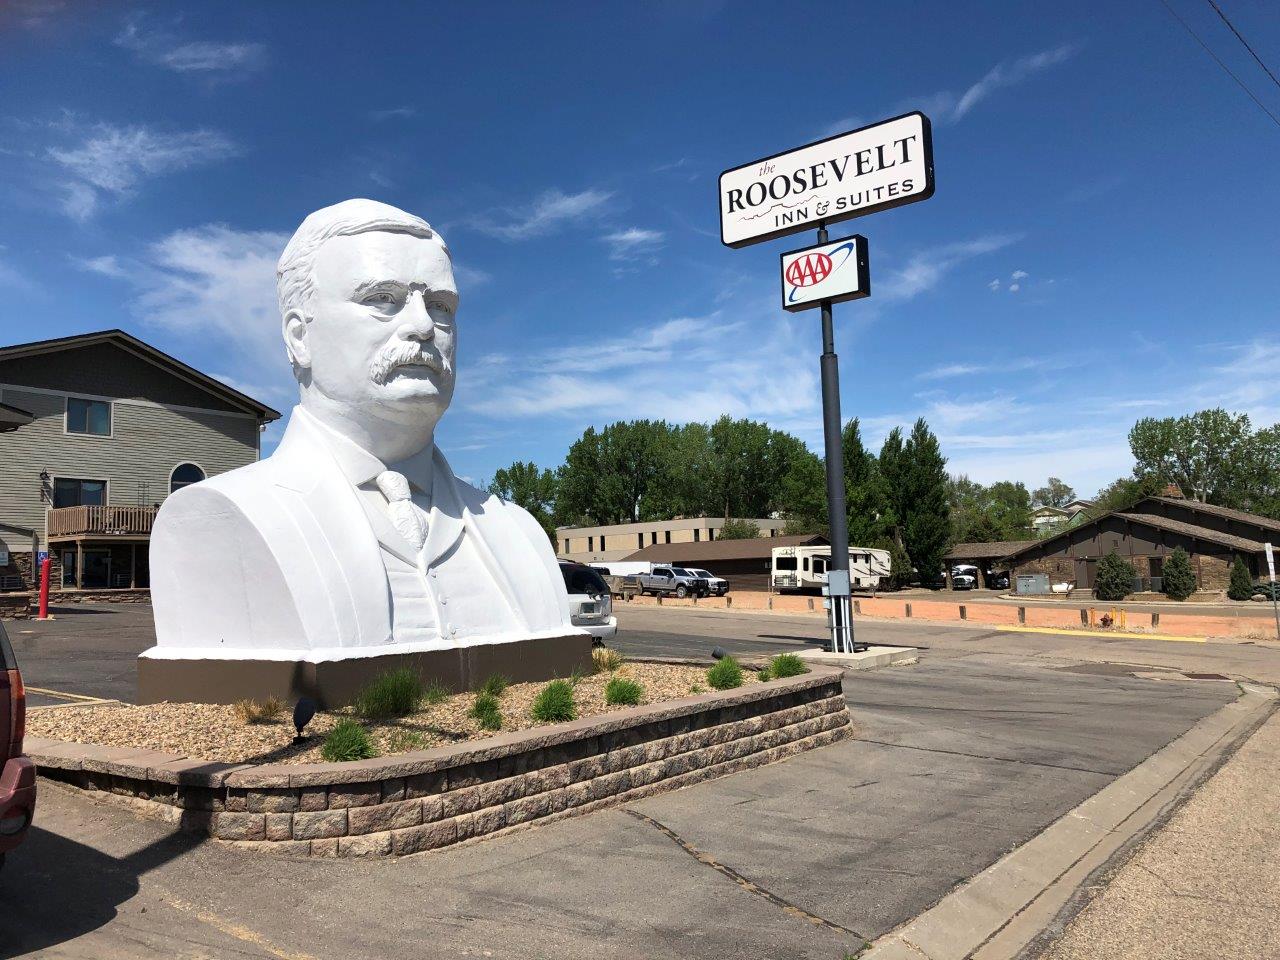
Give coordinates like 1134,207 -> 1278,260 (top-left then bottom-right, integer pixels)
879,235 -> 1017,302
5,0 -> 66,28
464,304 -> 819,426
1011,269 -> 1029,280
915,44 -> 1078,124
1009,282 -> 1021,292
452,263 -> 493,288
472,188 -> 615,241
370,106 -> 417,122
78,224 -> 294,407
601,227 -> 664,263
48,123 -> 239,219
987,278 -> 1000,291
114,20 -> 266,74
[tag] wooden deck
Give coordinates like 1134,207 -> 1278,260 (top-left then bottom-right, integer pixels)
47,505 -> 158,540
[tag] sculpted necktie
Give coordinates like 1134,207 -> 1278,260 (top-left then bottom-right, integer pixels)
375,470 -> 427,552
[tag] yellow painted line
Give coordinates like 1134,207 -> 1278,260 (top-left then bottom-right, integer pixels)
996,624 -> 1207,643
158,895 -> 321,960
24,685 -> 111,702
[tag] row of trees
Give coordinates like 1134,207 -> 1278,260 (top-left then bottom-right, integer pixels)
486,415 -> 954,584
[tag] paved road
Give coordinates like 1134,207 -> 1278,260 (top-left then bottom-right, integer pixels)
1,602 -> 1255,959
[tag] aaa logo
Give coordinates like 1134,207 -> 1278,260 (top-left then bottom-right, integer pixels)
785,252 -> 832,287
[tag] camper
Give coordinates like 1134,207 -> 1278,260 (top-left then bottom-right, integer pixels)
591,561 -> 656,577
771,545 -> 890,593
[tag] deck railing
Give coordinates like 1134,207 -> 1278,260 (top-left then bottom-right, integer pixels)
47,505 -> 158,538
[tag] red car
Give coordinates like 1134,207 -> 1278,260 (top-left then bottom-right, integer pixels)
0,619 -> 35,869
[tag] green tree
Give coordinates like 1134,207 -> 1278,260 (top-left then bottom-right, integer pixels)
556,420 -> 672,524
1228,555 -> 1254,601
1032,477 -> 1075,508
1094,551 -> 1135,601
488,461 -> 558,542
878,427 -> 906,535
843,418 -> 889,545
950,475 -> 1033,543
885,539 -> 913,590
900,419 -> 950,586
717,518 -> 760,540
1084,474 -> 1165,520
780,449 -> 828,535
1129,409 -> 1255,505
1161,547 -> 1196,601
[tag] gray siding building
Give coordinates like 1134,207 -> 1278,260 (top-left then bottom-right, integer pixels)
0,330 -> 279,595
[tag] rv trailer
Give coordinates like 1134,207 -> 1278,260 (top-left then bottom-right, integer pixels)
771,545 -> 890,593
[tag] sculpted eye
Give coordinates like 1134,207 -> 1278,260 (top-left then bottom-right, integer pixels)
364,292 -> 397,305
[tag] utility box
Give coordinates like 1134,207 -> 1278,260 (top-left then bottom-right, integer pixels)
1016,573 -> 1049,595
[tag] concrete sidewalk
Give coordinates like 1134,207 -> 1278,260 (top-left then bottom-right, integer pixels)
1037,703 -> 1280,960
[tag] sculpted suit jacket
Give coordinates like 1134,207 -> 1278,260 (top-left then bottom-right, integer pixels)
146,407 -> 577,661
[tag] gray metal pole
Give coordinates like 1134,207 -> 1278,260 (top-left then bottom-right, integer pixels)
816,225 -> 861,653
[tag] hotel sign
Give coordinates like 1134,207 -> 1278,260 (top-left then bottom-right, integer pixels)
780,234 -> 869,312
719,112 -> 934,248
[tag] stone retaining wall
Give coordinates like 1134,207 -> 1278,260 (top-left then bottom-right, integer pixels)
28,666 -> 850,859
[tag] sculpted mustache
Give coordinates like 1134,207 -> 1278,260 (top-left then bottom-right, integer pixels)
369,341 -> 445,385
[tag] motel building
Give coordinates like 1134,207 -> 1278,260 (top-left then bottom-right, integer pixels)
0,330 -> 279,614
556,517 -> 784,564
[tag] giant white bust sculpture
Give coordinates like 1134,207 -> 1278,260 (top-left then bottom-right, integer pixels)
140,199 -> 587,705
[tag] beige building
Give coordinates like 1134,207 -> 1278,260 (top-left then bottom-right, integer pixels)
556,517 -> 782,563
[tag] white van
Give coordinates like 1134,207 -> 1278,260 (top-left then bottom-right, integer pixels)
771,545 -> 890,592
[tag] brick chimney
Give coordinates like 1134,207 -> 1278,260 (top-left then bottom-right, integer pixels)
1161,483 -> 1185,499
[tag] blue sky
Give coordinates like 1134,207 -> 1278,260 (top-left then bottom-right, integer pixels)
1,1 -> 1278,498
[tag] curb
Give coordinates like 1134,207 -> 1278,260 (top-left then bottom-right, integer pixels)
859,681 -> 1279,960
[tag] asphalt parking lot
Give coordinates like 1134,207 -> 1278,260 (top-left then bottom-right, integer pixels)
1,602 -> 1247,959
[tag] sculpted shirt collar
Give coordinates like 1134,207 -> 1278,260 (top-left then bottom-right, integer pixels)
293,406 -> 435,496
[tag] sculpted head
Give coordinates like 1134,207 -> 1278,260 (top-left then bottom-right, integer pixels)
277,199 -> 457,431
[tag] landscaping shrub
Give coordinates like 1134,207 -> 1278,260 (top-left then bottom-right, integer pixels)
706,656 -> 743,690
767,653 -> 808,679
470,692 -> 503,730
1094,551 -> 1135,601
478,674 -> 509,698
1162,547 -> 1196,601
1228,556 -> 1255,601
387,729 -> 426,752
531,679 -> 577,722
354,668 -> 423,719
321,719 -> 377,762
421,681 -> 450,706
604,676 -> 643,706
592,646 -> 624,672
233,697 -> 285,725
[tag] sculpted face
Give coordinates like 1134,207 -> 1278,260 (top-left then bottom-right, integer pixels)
297,230 -> 457,420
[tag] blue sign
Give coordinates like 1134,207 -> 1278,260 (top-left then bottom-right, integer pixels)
37,551 -> 48,566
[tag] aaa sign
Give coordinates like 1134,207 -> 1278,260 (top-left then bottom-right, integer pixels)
720,112 -> 933,248
780,234 -> 869,312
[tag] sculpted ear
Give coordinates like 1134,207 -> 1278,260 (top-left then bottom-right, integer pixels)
283,311 -> 311,369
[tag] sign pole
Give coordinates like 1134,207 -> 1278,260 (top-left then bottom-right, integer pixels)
1266,543 -> 1279,642
816,224 -> 860,654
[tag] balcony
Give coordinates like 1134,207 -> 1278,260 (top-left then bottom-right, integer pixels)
47,505 -> 158,539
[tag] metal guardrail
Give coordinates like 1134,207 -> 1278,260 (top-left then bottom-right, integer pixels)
47,505 -> 157,537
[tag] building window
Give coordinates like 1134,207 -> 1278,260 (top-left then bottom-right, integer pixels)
694,529 -> 700,542
53,477 -> 106,508
169,462 -> 205,493
588,536 -> 594,552
600,535 -> 606,551
563,539 -> 570,554
651,531 -> 657,545
637,533 -> 644,548
66,397 -> 111,436
664,530 -> 671,544
708,528 -> 715,541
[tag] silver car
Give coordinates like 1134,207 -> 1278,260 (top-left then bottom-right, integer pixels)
558,562 -> 617,643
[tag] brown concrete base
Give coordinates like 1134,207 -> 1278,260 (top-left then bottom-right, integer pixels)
137,633 -> 594,708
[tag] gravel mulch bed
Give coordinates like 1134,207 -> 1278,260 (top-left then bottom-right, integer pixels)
27,660 -> 759,766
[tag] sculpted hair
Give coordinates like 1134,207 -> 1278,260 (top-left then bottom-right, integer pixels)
276,198 -> 448,321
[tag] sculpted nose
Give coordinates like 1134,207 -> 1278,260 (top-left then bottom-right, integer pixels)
398,290 -> 435,341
